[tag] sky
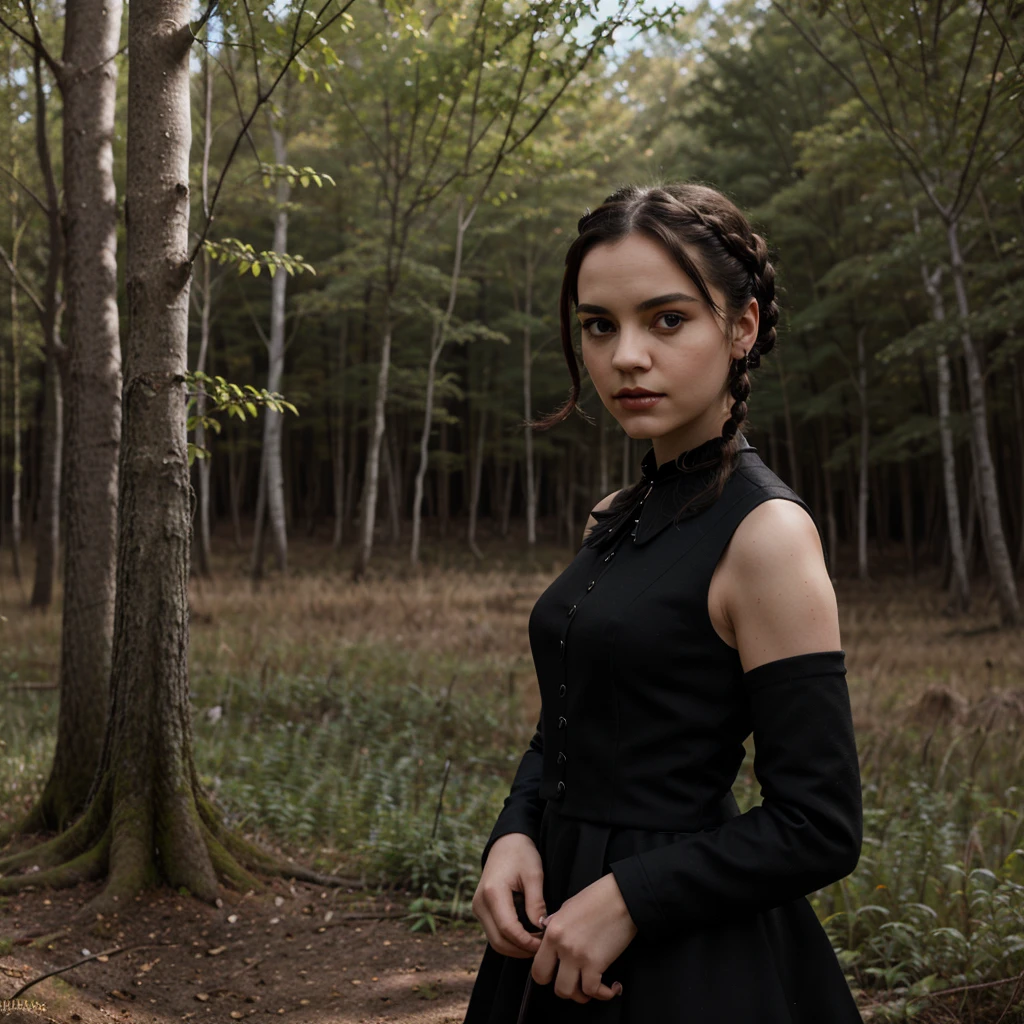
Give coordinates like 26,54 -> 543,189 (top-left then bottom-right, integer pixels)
573,0 -> 710,61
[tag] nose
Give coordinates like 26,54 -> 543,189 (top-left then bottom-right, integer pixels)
610,322 -> 652,373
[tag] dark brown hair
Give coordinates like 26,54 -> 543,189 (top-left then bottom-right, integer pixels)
527,181 -> 779,544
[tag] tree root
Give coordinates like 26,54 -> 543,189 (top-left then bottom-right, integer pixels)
0,823 -> 110,895
195,794 -> 351,887
0,784 -> 110,876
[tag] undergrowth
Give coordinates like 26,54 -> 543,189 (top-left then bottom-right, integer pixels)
3,640 -> 1023,1021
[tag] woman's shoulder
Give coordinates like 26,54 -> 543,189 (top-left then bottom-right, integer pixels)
727,451 -> 823,569
715,454 -> 840,663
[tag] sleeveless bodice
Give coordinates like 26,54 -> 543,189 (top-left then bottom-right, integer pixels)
528,438 -> 814,831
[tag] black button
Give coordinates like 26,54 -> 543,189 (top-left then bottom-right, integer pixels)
568,605 -> 576,618
558,684 -> 566,697
556,781 -> 566,795
558,716 -> 567,729
557,751 -> 567,764
633,518 -> 639,523
559,639 -> 564,652
587,580 -> 595,591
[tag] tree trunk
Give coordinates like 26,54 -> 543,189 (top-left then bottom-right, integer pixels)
23,0 -> 124,832
467,363 -> 489,558
501,458 -> 515,539
193,41 -> 215,577
855,327 -> 869,581
252,118 -> 291,577
0,1 -> 333,914
946,216 -> 1019,623
7,157 -> 22,583
227,437 -> 245,548
820,418 -> 839,579
385,422 -> 401,544
28,44 -> 65,610
776,345 -> 801,493
353,319 -> 392,579
30,346 -> 62,608
899,459 -> 915,578
915,214 -> 970,612
522,252 -> 537,546
411,197 -> 472,563
331,319 -> 347,549
1014,357 -> 1024,574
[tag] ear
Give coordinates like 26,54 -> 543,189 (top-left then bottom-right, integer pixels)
730,296 -> 759,361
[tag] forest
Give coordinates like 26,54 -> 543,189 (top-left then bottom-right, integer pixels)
1,0 -> 1023,1022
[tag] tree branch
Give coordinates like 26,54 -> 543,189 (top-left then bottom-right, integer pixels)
0,241 -> 44,314
189,0 -> 360,262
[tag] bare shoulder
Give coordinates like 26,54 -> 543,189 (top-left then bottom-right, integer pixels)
582,489 -> 623,545
716,498 -> 840,669
725,497 -> 826,576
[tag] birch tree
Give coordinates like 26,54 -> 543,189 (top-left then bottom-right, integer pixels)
774,0 -> 1022,623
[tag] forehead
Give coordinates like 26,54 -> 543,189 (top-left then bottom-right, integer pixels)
577,232 -> 697,302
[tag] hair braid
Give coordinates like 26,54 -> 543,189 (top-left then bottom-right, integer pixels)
674,204 -> 777,442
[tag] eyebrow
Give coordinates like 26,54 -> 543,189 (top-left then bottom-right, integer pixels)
576,292 -> 700,316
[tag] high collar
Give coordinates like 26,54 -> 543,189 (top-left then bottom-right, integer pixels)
631,432 -> 754,545
640,434 -> 730,488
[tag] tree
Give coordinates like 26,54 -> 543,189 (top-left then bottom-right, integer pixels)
773,0 -> 1022,623
0,0 -> 351,914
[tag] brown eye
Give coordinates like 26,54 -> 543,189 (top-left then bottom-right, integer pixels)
582,318 -> 615,337
656,312 -> 686,329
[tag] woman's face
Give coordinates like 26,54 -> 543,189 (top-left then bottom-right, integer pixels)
577,230 -> 758,466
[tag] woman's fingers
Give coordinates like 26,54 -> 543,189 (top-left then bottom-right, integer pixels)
581,968 -> 622,1001
475,884 -> 544,954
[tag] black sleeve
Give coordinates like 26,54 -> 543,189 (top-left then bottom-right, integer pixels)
480,712 -> 545,869
609,650 -> 862,933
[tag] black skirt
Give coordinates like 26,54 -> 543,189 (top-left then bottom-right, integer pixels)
463,800 -> 863,1024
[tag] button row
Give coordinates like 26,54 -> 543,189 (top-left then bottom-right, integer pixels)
555,508 -> 636,801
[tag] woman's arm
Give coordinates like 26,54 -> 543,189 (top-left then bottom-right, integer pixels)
480,713 -> 545,869
608,498 -> 863,933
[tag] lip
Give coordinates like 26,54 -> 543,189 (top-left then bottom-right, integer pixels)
615,391 -> 664,411
614,388 -> 664,398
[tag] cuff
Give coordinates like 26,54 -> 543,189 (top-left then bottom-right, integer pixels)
610,853 -> 665,934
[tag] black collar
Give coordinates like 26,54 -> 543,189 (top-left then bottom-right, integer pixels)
631,433 -> 754,546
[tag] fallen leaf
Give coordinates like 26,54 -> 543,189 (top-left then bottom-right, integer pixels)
207,946 -> 227,955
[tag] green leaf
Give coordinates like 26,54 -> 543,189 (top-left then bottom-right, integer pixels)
252,261 -> 261,278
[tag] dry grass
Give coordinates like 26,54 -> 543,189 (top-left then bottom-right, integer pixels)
3,539 -> 1022,727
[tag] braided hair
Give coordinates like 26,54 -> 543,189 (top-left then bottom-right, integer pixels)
528,181 -> 778,529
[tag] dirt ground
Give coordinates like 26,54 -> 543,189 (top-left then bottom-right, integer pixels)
0,877 -> 487,1024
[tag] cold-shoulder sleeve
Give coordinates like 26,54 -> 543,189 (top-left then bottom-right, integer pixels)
609,650 -> 862,932
480,712 -> 545,869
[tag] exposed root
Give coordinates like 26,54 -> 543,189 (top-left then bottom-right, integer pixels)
198,818 -> 265,893
0,824 -> 110,895
195,793 -> 350,887
0,781 -> 110,876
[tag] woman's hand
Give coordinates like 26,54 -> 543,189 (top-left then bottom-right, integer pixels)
531,872 -> 637,1003
471,832 -> 546,958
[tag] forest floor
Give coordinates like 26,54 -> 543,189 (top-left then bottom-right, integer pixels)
0,876 -> 483,1024
3,535 -> 1023,1024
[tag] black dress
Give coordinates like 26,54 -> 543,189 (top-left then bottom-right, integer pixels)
464,435 -> 864,1024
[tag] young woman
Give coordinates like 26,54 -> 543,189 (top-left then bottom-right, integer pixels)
464,182 -> 863,1023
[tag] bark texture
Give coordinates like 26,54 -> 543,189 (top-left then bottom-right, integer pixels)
24,0 -> 125,833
